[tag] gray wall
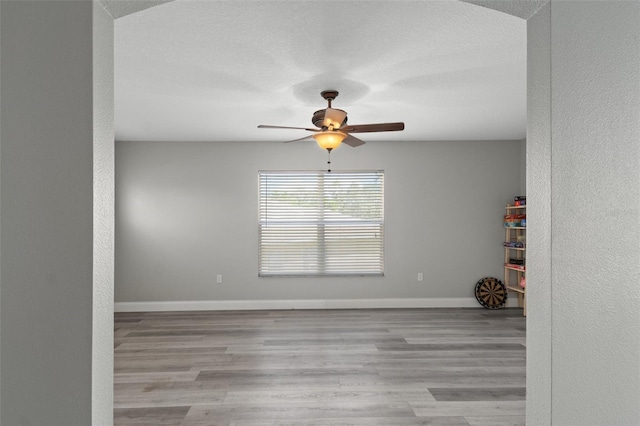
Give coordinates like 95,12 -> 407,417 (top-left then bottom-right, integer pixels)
526,4 -> 552,424
527,1 -> 640,424
92,2 -> 115,423
115,139 -> 522,305
0,1 -> 114,425
1,1 -> 94,423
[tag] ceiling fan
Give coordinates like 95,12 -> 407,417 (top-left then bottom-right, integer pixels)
258,90 -> 405,154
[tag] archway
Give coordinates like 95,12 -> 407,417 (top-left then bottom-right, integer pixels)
2,1 -> 638,425
106,2 -> 640,424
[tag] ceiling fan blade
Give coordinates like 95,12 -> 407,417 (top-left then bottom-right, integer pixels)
343,134 -> 366,147
340,122 -> 405,133
258,125 -> 320,132
283,135 -> 314,143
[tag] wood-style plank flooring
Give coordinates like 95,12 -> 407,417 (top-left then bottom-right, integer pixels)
114,308 -> 526,425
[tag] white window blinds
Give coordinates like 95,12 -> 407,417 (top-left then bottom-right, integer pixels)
259,171 -> 384,277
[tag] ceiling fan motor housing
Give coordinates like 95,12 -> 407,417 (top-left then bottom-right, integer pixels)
312,109 -> 348,129
312,90 -> 347,129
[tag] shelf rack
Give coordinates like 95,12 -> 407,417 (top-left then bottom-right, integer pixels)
504,204 -> 526,316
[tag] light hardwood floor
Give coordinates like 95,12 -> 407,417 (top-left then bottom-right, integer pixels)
114,308 -> 526,426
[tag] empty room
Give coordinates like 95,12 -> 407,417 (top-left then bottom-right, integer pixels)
113,1 -> 526,424
0,1 -> 638,426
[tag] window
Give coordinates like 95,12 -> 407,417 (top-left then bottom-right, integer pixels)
259,171 -> 384,276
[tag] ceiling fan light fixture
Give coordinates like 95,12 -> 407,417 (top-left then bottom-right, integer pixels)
313,131 -> 347,151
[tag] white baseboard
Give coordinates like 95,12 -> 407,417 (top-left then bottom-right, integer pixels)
114,297 -> 507,312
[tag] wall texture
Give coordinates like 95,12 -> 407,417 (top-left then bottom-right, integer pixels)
528,1 -> 640,425
92,2 -> 115,424
526,3 -> 552,424
0,1 -> 96,424
549,1 -> 640,424
115,139 -> 522,308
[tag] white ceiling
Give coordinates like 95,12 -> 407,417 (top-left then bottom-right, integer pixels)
114,0 -> 526,143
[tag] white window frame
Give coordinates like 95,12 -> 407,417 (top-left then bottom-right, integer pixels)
258,170 -> 384,277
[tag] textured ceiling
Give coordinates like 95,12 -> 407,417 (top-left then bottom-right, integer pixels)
115,0 -> 526,142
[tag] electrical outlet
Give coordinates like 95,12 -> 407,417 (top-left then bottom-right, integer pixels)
417,272 -> 424,282
216,274 -> 223,284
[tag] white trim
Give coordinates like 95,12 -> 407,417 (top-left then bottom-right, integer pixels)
113,297 -> 514,312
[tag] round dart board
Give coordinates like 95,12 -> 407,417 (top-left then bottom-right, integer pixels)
475,277 -> 507,309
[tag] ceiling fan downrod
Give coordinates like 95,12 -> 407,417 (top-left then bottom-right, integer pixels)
321,90 -> 339,108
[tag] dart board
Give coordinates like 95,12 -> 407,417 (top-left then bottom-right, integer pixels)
475,277 -> 507,309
